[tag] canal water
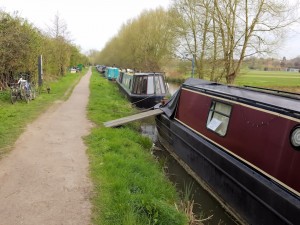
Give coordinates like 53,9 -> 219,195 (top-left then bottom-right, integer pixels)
139,82 -> 239,225
167,82 -> 181,95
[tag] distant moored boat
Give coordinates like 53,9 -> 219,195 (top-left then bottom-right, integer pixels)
105,67 -> 119,81
116,71 -> 168,108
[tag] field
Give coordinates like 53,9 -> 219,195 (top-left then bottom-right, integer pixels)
235,70 -> 300,92
167,69 -> 300,93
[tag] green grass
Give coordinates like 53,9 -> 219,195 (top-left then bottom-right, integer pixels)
86,69 -> 187,225
235,70 -> 300,88
0,69 -> 87,157
167,69 -> 300,93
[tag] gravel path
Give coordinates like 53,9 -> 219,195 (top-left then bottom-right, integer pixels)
0,69 -> 93,225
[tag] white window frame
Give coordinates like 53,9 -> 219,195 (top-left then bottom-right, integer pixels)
206,101 -> 232,136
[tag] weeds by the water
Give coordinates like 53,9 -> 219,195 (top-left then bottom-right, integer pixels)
175,182 -> 213,225
86,69 -> 187,225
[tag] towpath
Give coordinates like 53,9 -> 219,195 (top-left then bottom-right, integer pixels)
0,69 -> 93,225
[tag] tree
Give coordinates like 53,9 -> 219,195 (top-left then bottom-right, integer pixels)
0,11 -> 43,88
171,0 -> 300,83
96,8 -> 175,71
280,56 -> 287,68
88,49 -> 99,66
47,13 -> 72,76
0,10 -> 86,89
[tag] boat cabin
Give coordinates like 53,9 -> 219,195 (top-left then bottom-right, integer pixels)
117,72 -> 168,108
105,67 -> 119,80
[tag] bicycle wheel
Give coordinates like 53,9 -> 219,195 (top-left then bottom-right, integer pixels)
20,86 -> 29,103
10,88 -> 17,104
31,87 -> 36,100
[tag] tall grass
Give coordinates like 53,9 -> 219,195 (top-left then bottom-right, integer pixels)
0,70 -> 86,157
86,69 -> 187,225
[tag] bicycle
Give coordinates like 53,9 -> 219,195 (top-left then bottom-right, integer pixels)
10,75 -> 36,104
10,82 -> 19,104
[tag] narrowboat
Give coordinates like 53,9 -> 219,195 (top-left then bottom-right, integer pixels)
105,67 -> 119,80
96,65 -> 106,74
116,71 -> 168,108
155,78 -> 300,224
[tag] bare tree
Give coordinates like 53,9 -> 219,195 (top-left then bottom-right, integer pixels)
47,12 -> 69,39
172,0 -> 300,83
47,13 -> 71,76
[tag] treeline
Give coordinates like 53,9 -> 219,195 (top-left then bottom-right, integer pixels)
96,8 -> 173,72
244,56 -> 300,71
0,10 -> 88,89
94,0 -> 299,83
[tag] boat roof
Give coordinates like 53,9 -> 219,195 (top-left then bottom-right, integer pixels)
182,78 -> 300,116
133,72 -> 164,76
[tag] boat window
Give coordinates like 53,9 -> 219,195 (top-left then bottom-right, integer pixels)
132,77 -> 140,94
132,78 -> 137,93
154,75 -> 166,94
119,72 -> 123,83
123,74 -> 131,90
142,77 -> 148,94
206,101 -> 232,136
159,76 -> 166,94
133,76 -> 148,94
147,76 -> 154,94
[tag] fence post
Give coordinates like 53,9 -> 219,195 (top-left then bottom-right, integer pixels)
38,55 -> 43,87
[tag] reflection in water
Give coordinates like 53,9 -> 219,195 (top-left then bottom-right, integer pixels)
167,82 -> 180,95
140,120 -> 238,225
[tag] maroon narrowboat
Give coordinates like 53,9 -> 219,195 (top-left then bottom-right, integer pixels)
155,78 -> 300,224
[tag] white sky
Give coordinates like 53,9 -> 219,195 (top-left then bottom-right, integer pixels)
1,0 -> 300,59
0,0 -> 171,54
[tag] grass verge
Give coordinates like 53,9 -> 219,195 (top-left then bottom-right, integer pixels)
86,68 -> 187,225
0,69 -> 87,157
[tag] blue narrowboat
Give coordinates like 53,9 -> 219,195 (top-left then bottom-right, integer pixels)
105,67 -> 119,80
116,71 -> 168,108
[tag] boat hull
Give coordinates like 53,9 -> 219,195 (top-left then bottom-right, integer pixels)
117,81 -> 165,108
156,113 -> 300,225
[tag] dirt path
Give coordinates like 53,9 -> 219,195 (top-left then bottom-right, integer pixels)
0,69 -> 93,225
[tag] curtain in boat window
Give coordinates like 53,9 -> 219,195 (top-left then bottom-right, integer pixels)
132,74 -> 166,95
133,76 -> 148,94
141,77 -> 147,94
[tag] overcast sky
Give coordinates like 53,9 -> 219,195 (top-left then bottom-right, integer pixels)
1,0 -> 299,59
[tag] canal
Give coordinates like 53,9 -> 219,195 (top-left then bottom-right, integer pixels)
167,82 -> 181,95
140,82 -> 239,225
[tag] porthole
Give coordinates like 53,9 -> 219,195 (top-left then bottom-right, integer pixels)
290,125 -> 300,150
